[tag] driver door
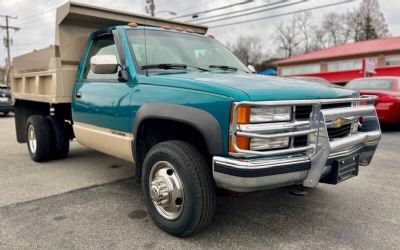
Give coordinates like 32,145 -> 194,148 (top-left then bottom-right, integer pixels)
72,31 -> 133,162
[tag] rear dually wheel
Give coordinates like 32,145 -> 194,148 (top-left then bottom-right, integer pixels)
26,115 -> 53,162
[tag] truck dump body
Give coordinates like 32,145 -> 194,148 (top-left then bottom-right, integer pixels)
10,2 -> 208,104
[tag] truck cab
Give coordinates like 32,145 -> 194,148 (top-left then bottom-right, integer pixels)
10,2 -> 381,237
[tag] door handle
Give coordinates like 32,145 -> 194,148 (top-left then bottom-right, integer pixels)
76,92 -> 82,98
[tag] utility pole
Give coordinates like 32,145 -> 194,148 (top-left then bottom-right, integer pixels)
145,0 -> 155,16
0,15 -> 19,86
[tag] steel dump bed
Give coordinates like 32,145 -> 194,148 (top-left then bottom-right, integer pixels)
10,2 -> 207,104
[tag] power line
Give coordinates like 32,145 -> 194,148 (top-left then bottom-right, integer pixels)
187,0 -> 288,22
194,0 -> 307,24
16,0 -> 113,24
15,20 -> 55,29
16,0 -> 118,23
210,0 -> 355,28
11,1 -> 61,17
170,0 -> 217,15
16,11 -> 54,23
0,15 -> 20,86
172,0 -> 255,19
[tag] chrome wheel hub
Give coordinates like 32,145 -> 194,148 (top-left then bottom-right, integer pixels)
149,161 -> 184,220
28,125 -> 37,154
150,179 -> 170,205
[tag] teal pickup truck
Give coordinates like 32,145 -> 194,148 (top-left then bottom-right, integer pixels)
10,3 -> 381,236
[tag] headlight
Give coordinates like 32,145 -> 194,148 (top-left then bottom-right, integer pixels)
230,105 -> 293,153
250,137 -> 290,151
250,106 -> 292,123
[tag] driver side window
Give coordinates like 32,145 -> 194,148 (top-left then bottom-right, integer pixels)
84,35 -> 120,80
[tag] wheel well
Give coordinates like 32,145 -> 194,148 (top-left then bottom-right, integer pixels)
14,100 -> 72,143
135,119 -> 211,165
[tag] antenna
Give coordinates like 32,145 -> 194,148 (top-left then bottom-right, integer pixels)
143,22 -> 149,77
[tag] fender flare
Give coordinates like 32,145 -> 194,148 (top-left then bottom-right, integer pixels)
132,103 -> 224,161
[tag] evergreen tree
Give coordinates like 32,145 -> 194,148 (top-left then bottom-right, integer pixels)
363,15 -> 378,40
357,0 -> 389,41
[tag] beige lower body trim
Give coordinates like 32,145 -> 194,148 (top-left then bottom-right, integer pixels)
73,122 -> 134,163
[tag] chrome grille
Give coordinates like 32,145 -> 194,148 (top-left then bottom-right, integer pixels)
327,123 -> 352,140
295,103 -> 352,120
294,105 -> 313,120
293,135 -> 308,147
295,102 -> 353,140
230,97 -> 375,157
321,102 -> 352,109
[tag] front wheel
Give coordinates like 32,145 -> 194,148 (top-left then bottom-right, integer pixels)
142,140 -> 215,237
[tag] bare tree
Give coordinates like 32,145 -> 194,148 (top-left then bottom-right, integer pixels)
230,35 -> 263,65
274,13 -> 320,56
297,12 -> 314,54
270,0 -> 391,58
356,0 -> 390,41
341,11 -> 358,43
310,28 -> 328,51
311,10 -> 359,49
322,13 -> 345,46
274,17 -> 302,58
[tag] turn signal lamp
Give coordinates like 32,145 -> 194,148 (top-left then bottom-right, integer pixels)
229,136 -> 249,153
229,106 -> 250,152
175,26 -> 183,31
162,25 -> 172,30
236,106 -> 250,124
128,22 -> 138,27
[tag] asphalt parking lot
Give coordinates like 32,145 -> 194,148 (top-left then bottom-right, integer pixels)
0,116 -> 400,250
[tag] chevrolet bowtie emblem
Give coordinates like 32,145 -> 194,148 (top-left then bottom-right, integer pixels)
332,117 -> 347,128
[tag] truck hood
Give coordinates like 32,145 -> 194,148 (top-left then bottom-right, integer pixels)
157,72 -> 355,101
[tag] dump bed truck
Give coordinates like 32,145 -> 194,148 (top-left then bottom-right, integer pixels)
10,2 -> 382,236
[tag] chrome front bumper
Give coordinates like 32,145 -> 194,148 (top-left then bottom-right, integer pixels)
213,97 -> 381,192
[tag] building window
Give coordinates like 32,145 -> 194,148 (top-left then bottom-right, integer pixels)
385,55 -> 400,66
327,59 -> 362,72
281,64 -> 320,76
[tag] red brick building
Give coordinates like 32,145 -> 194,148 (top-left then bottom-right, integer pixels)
274,36 -> 400,85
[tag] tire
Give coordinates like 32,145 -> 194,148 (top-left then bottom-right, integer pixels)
26,115 -> 53,162
48,116 -> 70,159
142,140 -> 215,237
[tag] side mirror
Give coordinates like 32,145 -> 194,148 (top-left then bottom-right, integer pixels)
90,55 -> 118,74
247,65 -> 256,73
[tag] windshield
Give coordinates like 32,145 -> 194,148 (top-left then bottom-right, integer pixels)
126,29 -> 249,73
346,79 -> 393,90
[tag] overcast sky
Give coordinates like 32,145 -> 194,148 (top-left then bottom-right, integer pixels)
0,0 -> 399,66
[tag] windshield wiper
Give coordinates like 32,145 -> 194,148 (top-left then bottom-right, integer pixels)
187,66 -> 209,72
142,63 -> 209,72
209,65 -> 238,71
142,63 -> 188,70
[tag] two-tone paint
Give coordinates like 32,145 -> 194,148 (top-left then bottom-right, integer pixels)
71,26 -> 357,162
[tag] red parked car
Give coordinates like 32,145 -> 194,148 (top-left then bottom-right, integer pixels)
346,77 -> 400,125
